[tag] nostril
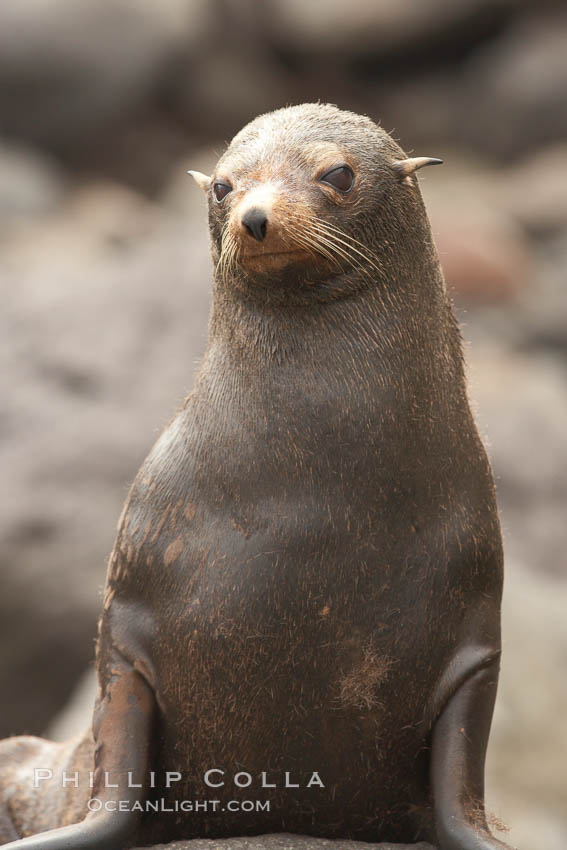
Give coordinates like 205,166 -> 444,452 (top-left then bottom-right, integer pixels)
242,208 -> 268,243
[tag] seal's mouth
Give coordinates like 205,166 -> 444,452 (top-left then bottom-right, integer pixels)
242,249 -> 307,260
238,248 -> 312,271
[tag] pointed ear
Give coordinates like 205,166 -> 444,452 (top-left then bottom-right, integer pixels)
391,157 -> 443,179
187,170 -> 212,192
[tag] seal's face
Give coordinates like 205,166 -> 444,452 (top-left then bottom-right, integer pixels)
189,103 -> 442,288
209,140 -> 359,275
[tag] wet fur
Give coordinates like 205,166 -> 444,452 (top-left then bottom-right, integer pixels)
0,104 -> 504,847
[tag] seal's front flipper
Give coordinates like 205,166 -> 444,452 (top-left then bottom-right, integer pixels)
2,653 -> 155,850
431,656 -> 512,850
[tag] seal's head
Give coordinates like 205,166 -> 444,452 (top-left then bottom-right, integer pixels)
189,103 -> 441,296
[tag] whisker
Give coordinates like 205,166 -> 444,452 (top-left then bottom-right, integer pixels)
308,217 -> 381,257
291,211 -> 382,275
293,221 -> 368,275
308,226 -> 380,275
286,223 -> 342,269
287,217 -> 352,263
219,229 -> 241,284
215,210 -> 381,285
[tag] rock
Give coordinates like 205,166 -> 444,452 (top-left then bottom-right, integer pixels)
420,161 -> 534,301
172,51 -> 290,142
460,11 -> 567,157
433,215 -> 531,301
465,341 -> 567,580
44,670 -> 97,742
0,139 -> 66,221
0,0 -> 213,152
486,561 -> 567,850
134,836 -> 434,850
265,0 -> 527,58
462,339 -> 567,850
496,146 -> 567,237
0,179 -> 211,737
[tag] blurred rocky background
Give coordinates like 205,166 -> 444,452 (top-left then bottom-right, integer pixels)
0,1 -> 566,848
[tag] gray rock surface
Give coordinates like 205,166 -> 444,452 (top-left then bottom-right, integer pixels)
0,0 -> 566,178
460,11 -> 567,157
0,141 -> 66,220
486,563 -> 567,849
0,0 -> 212,152
133,836 -> 434,850
266,0 -> 538,57
0,177 -> 211,737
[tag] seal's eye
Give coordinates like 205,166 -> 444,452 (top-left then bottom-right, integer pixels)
319,165 -> 354,193
213,181 -> 232,203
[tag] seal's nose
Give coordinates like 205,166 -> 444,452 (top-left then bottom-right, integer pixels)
242,208 -> 268,243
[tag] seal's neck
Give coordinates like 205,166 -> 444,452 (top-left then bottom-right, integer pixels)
185,255 -> 470,496
206,254 -> 450,376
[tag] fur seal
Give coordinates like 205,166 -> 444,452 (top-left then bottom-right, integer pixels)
0,103 -> 512,850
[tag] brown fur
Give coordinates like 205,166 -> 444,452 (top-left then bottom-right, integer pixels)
336,645 -> 393,711
0,104 -> 506,850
